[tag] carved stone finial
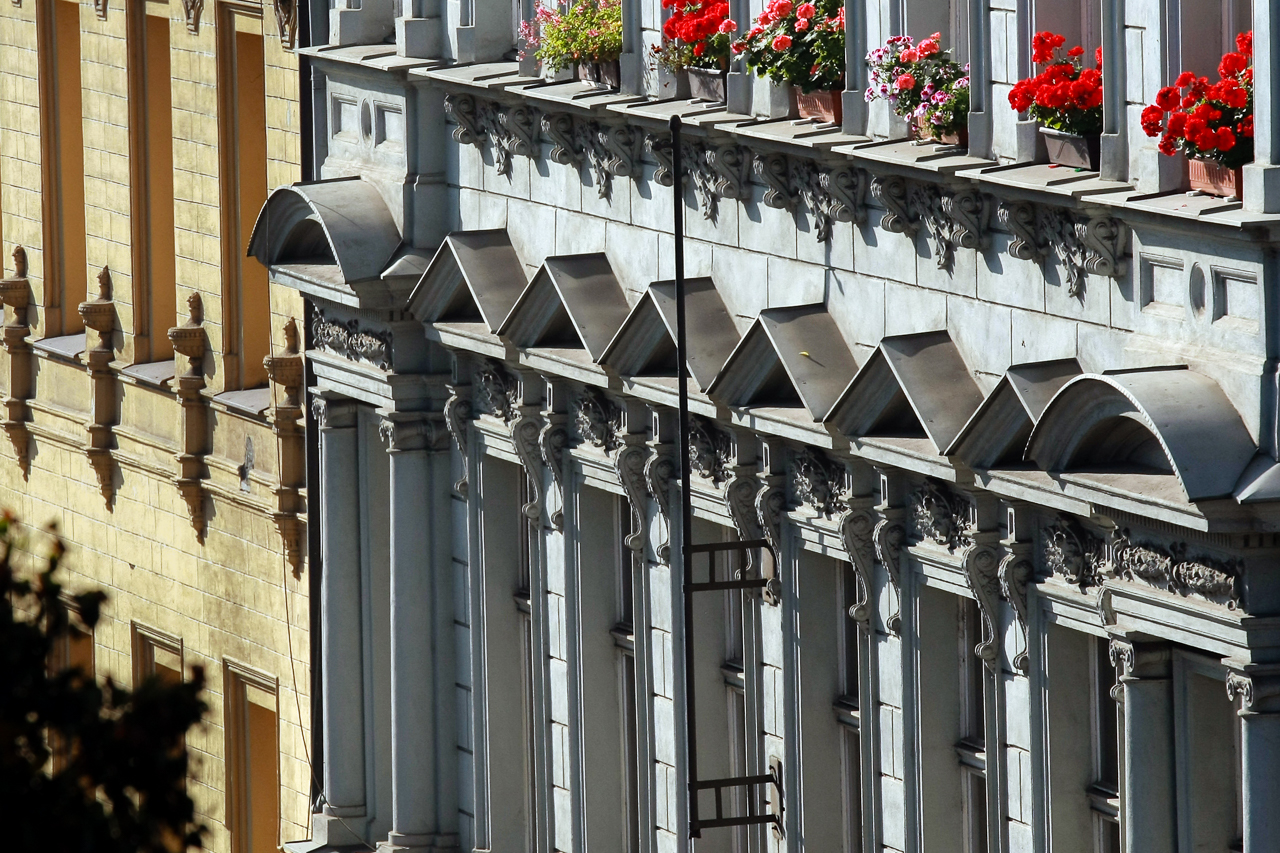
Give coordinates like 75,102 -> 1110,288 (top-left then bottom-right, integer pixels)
12,245 -> 26,279
182,0 -> 203,33
264,317 -> 305,409
186,292 -> 204,325
96,266 -> 111,300
283,316 -> 299,355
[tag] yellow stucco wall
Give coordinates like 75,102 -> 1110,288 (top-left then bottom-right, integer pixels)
0,0 -> 312,848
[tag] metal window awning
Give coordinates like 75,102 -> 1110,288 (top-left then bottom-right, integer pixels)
497,253 -> 632,360
945,358 -> 1081,467
406,229 -> 529,333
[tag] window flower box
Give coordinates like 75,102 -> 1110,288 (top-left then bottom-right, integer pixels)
1040,126 -> 1100,170
866,32 -> 968,143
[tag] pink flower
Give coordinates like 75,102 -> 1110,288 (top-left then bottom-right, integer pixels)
718,18 -> 736,33
794,18 -> 808,30
895,72 -> 916,90
795,2 -> 815,17
900,47 -> 918,62
772,33 -> 792,50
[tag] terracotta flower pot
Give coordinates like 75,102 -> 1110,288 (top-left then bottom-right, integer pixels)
580,60 -> 621,89
1040,127 -> 1100,171
688,67 -> 727,102
793,88 -> 842,125
912,115 -> 967,147
1188,158 -> 1244,199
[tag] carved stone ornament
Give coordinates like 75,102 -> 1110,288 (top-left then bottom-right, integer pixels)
793,160 -> 865,243
755,480 -> 786,606
310,308 -> 392,371
443,385 -> 473,497
615,443 -> 650,553
93,0 -> 107,20
644,448 -> 676,562
839,506 -> 877,625
378,414 -> 449,453
182,0 -> 203,33
446,96 -> 537,178
908,480 -> 973,552
572,389 -> 622,453
999,553 -> 1033,673
577,120 -> 642,201
754,152 -> 798,211
543,113 -> 581,166
870,174 -> 917,235
686,140 -> 750,222
962,543 -> 1003,669
274,0 -> 298,49
1040,208 -> 1127,299
474,360 -> 518,423
873,517 -> 906,634
538,417 -> 569,531
909,184 -> 989,270
444,94 -> 482,146
790,448 -> 847,518
688,416 -> 732,486
511,414 -> 544,522
1112,530 -> 1242,609
1042,515 -> 1107,589
645,132 -> 677,188
998,201 -> 1043,263
1223,671 -> 1280,713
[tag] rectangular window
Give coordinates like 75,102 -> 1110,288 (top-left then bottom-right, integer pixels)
621,651 -> 640,853
617,497 -> 633,629
515,471 -> 539,850
839,560 -> 859,703
225,662 -> 279,853
217,9 -> 269,389
49,617 -> 94,773
958,598 -> 988,853
132,623 -> 183,687
50,0 -> 88,332
138,6 -> 177,358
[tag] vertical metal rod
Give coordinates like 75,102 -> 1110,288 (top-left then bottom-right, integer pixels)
671,114 -> 700,840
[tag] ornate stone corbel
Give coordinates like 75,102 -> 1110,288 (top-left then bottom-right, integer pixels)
169,293 -> 209,540
445,94 -> 483,146
754,152 -> 796,210
1042,514 -> 1107,589
482,101 -> 538,178
181,0 -> 202,33
542,113 -> 582,166
873,515 -> 906,634
909,185 -> 988,270
645,132 -> 677,187
838,501 -> 877,626
580,121 -> 642,200
79,266 -> 117,506
998,552 -> 1033,673
644,446 -> 676,562
511,406 -> 545,523
942,188 -> 989,251
264,318 -> 306,574
870,174 -> 917,235
725,470 -> 764,546
273,0 -> 298,48
443,382 -> 473,497
790,448 -> 846,518
998,201 -> 1043,262
615,442 -> 650,553
0,246 -> 32,476
687,141 -> 749,222
538,412 -> 569,531
1225,670 -> 1280,714
794,161 -> 865,242
962,541 -> 1003,669
1040,208 -> 1128,299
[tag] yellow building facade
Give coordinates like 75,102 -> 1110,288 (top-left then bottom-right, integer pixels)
0,0 -> 311,849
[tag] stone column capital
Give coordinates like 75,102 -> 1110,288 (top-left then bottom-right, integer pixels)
1227,667 -> 1280,715
312,393 -> 359,430
378,411 -> 449,453
1109,638 -> 1172,681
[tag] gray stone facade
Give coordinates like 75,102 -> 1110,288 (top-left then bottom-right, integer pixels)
271,0 -> 1280,851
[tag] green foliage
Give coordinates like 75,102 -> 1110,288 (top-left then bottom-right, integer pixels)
520,0 -> 623,72
0,514 -> 208,852
734,0 -> 846,93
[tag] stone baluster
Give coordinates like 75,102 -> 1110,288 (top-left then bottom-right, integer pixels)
1227,668 -> 1280,853
264,318 -> 306,573
78,265 -> 117,506
308,393 -> 368,847
1110,640 -> 1176,853
378,411 -> 458,853
0,246 -> 32,476
168,292 -> 209,540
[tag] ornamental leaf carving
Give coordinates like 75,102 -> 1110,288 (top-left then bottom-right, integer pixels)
615,443 -> 650,553
1042,515 -> 1107,588
182,0 -> 202,33
310,309 -> 391,370
962,543 -> 1003,668
754,152 -> 797,210
274,0 -> 298,48
1112,529 -> 1242,609
572,390 -> 622,452
645,132 -> 678,187
908,480 -> 973,551
909,184 -> 988,270
578,120 -> 642,200
793,160 -> 865,242
474,361 -> 518,423
688,416 -> 732,485
444,94 -> 482,146
511,415 -> 544,522
790,448 -> 846,517
1040,208 -> 1127,298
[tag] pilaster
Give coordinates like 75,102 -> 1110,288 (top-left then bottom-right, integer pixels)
1110,639 -> 1176,853
1227,668 -> 1280,853
168,293 -> 209,540
0,246 -> 32,477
